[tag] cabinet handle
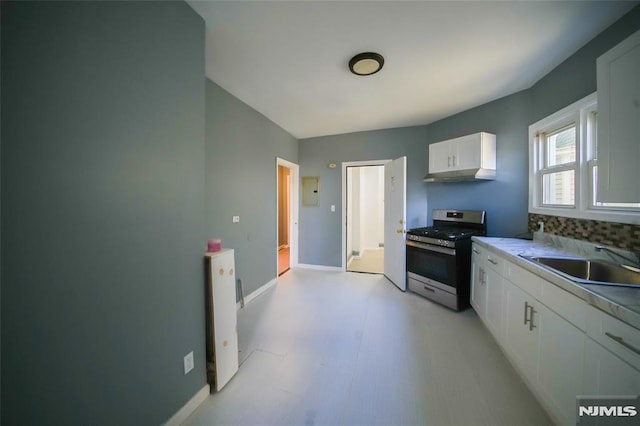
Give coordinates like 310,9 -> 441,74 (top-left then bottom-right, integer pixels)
448,156 -> 451,167
605,332 -> 640,356
473,247 -> 480,254
524,301 -> 537,330
423,285 -> 436,293
452,154 -> 457,166
528,305 -> 537,331
488,258 -> 498,265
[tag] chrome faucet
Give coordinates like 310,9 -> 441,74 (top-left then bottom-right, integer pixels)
594,245 -> 640,267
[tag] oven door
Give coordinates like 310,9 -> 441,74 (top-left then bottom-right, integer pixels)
406,240 -> 458,289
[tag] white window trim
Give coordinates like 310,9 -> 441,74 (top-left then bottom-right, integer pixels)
528,92 -> 640,225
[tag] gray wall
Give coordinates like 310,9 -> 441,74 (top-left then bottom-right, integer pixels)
205,80 -> 298,297
425,4 -> 640,238
299,126 -> 428,267
297,4 -> 640,265
2,2 -> 206,424
531,4 -> 640,123
425,92 -> 532,238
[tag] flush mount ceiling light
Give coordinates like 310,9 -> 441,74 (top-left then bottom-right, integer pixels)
349,52 -> 384,76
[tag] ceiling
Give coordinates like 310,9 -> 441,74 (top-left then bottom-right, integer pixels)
187,1 -> 638,139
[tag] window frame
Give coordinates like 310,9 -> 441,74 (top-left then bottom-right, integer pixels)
528,92 -> 640,225
539,123 -> 578,208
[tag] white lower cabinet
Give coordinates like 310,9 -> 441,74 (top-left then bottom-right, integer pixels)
471,244 -> 504,341
503,279 -> 540,386
473,243 -> 596,426
502,269 -> 586,425
484,267 -> 503,340
583,303 -> 640,399
583,337 -> 640,396
470,245 -> 486,318
474,242 -> 640,425
537,303 -> 586,426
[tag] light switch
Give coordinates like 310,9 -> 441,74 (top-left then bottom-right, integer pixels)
331,205 -> 335,212
233,216 -> 240,223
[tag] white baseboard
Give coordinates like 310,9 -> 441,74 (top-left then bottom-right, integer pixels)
296,263 -> 343,272
164,384 -> 210,426
236,278 -> 277,310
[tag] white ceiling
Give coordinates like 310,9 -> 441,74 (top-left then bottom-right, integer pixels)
187,1 -> 638,139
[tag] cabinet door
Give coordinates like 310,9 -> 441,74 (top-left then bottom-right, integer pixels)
429,141 -> 452,174
484,268 -> 503,341
596,29 -> 640,203
503,279 -> 539,385
583,337 -> 640,396
455,134 -> 482,171
470,245 -> 486,318
537,303 -> 586,426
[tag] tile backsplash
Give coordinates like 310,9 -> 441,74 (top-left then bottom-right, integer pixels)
528,213 -> 640,252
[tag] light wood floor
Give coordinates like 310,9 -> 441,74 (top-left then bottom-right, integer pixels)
185,269 -> 552,426
347,249 -> 384,274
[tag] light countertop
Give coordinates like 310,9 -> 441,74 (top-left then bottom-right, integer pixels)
472,236 -> 640,330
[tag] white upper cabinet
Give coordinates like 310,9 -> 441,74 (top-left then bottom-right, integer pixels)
596,29 -> 640,203
426,132 -> 496,181
428,141 -> 453,174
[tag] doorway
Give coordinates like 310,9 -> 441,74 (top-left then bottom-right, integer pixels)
345,164 -> 385,274
276,158 -> 299,277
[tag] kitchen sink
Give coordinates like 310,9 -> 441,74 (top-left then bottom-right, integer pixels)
519,255 -> 640,288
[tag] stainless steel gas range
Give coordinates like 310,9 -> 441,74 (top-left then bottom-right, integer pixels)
406,209 -> 487,311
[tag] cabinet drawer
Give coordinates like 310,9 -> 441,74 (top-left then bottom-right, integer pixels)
409,276 -> 458,309
504,261 -> 543,299
485,251 -> 505,276
539,280 -> 587,331
472,244 -> 504,275
586,305 -> 640,371
471,244 -> 484,264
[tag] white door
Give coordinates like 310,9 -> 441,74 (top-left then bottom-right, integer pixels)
276,158 -> 299,269
383,156 -> 407,291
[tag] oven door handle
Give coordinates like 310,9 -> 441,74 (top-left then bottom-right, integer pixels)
406,240 -> 456,256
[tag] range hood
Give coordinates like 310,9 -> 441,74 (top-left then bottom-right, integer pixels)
423,168 -> 496,183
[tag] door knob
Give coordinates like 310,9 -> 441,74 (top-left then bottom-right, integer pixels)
396,229 -> 406,234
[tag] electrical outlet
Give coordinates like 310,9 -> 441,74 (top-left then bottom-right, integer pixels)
233,216 -> 240,223
183,351 -> 194,375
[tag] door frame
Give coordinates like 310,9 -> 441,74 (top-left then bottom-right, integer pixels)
276,158 -> 299,272
341,159 -> 390,271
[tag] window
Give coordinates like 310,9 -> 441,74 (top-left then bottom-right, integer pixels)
529,93 -> 640,224
540,124 -> 577,207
